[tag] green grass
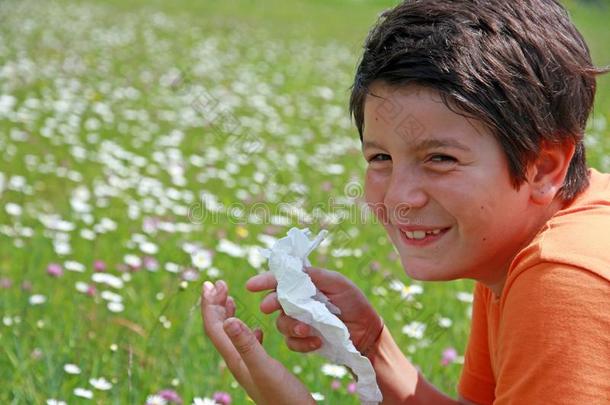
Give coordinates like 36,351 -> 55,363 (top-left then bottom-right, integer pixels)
0,0 -> 609,403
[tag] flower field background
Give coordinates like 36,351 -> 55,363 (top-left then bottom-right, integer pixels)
1,0 -> 608,403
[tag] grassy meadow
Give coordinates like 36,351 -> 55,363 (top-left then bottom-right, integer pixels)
0,0 -> 609,403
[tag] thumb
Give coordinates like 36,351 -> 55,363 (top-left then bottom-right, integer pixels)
304,267 -> 350,293
223,317 -> 269,367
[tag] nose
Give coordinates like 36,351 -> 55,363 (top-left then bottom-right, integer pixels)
383,167 -> 429,224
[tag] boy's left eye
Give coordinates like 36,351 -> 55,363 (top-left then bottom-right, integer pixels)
427,154 -> 457,164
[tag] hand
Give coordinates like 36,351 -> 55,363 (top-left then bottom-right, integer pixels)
201,280 -> 315,405
246,267 -> 384,356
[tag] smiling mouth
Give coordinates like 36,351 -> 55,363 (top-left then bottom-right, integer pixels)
399,227 -> 451,245
402,229 -> 443,239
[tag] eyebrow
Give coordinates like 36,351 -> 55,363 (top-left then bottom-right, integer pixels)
362,138 -> 471,153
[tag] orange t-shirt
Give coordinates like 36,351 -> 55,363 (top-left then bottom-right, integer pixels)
458,168 -> 610,404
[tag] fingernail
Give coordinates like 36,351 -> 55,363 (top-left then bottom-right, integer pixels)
203,281 -> 214,292
294,324 -> 308,337
224,319 -> 241,337
309,340 -> 319,350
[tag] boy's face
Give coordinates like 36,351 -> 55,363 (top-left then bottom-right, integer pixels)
362,82 -> 537,285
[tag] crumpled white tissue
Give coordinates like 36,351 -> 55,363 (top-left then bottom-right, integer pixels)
260,227 -> 383,405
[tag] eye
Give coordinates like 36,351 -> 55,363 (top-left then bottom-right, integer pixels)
427,154 -> 457,164
368,153 -> 391,163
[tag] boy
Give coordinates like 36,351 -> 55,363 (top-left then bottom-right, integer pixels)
202,0 -> 610,403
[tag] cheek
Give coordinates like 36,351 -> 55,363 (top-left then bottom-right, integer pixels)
364,169 -> 389,223
430,179 -> 496,239
451,188 -> 514,246
364,169 -> 386,203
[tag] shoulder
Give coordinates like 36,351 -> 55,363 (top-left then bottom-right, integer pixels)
500,263 -> 610,341
494,263 -> 610,403
501,262 -> 610,318
498,263 -> 610,370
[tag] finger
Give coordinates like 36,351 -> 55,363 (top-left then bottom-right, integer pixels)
224,317 -> 313,404
260,291 -> 282,314
202,282 -> 225,326
304,267 -> 350,293
253,327 -> 264,344
201,287 -> 261,400
203,280 -> 213,293
224,317 -> 270,367
201,282 -> 234,345
202,281 -> 231,334
246,272 -> 277,292
202,280 -> 227,307
226,296 -> 236,318
285,336 -> 322,353
202,280 -> 216,302
276,313 -> 311,338
214,280 -> 228,307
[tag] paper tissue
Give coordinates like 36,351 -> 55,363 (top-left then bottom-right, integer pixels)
260,227 -> 382,405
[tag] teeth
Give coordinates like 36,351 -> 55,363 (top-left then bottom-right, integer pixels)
412,230 -> 426,239
403,229 -> 443,240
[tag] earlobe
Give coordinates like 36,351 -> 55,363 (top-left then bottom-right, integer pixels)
528,141 -> 576,205
531,183 -> 559,205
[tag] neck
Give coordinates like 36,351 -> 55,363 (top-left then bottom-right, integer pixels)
484,197 -> 567,299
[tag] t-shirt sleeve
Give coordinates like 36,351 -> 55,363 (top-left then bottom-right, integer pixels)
494,263 -> 610,404
458,282 -> 496,405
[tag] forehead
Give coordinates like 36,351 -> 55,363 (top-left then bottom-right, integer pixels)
362,82 -> 490,147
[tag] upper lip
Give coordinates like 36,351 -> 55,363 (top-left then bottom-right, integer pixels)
397,225 -> 450,232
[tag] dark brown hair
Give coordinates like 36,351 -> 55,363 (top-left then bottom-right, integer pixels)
350,0 -> 609,201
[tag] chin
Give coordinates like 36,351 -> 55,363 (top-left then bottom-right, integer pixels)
401,260 -> 459,282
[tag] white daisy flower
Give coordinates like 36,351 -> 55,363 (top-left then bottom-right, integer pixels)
165,262 -> 181,273
192,398 -> 216,405
101,290 -> 122,303
54,240 -> 71,256
206,267 -> 221,278
98,217 -> 117,232
5,202 -> 22,216
107,302 -> 124,313
321,363 -> 347,379
63,363 -> 81,374
438,317 -> 453,328
73,387 -> 93,399
145,394 -> 167,405
139,241 -> 158,255
75,282 -> 90,293
191,250 -> 212,270
64,260 -> 85,272
247,247 -> 265,269
216,239 -> 245,257
402,321 -> 426,340
124,254 -> 141,268
91,273 -> 124,289
389,280 -> 423,300
456,292 -> 474,303
89,377 -> 112,390
29,294 -> 47,305
80,229 -> 96,240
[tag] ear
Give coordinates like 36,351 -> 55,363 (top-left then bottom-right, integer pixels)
527,140 -> 576,205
